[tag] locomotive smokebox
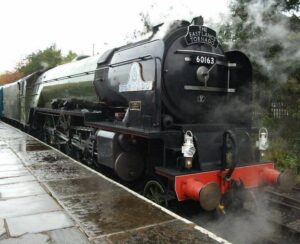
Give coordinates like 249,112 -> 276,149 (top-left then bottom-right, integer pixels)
182,179 -> 221,211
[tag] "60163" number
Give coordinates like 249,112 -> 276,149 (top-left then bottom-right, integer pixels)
195,55 -> 215,64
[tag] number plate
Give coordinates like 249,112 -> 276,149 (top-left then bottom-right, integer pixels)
191,55 -> 216,65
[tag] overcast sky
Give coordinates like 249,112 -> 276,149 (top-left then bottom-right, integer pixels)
0,0 -> 229,73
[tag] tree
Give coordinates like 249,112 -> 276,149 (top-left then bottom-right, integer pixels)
0,45 -> 77,85
17,45 -> 77,76
18,45 -> 62,75
62,51 -> 77,64
0,71 -> 23,85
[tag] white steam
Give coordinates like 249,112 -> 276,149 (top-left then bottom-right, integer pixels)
40,61 -> 49,70
124,0 -> 229,43
221,0 -> 300,82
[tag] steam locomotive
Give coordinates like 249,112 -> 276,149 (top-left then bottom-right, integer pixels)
0,18 -> 291,211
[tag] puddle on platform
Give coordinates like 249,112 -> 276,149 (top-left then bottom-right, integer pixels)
8,138 -> 46,152
25,144 -> 49,152
29,162 -> 92,181
45,176 -> 118,199
42,154 -> 64,163
13,143 -> 49,154
59,190 -> 174,237
18,150 -> 66,166
94,220 -> 215,244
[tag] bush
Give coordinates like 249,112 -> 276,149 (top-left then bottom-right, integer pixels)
263,134 -> 299,171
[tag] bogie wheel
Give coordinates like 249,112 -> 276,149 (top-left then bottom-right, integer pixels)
143,180 -> 168,207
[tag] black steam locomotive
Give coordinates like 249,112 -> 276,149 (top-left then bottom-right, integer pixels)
0,18 -> 288,211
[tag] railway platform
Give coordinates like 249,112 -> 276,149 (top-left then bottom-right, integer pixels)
0,121 -> 229,243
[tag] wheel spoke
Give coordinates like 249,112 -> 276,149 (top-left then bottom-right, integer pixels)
143,180 -> 167,206
149,186 -> 155,196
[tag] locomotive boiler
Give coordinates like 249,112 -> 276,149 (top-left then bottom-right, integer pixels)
0,17 -> 292,211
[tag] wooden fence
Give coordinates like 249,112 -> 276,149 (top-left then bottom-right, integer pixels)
270,101 -> 290,120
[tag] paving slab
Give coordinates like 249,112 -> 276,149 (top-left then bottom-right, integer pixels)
94,220 -> 217,244
0,165 -> 25,172
45,176 -> 119,199
0,170 -> 30,179
0,228 -> 90,244
0,194 -> 61,218
49,227 -> 90,244
6,211 -> 74,237
0,149 -> 22,165
0,133 -> 28,141
0,181 -> 46,199
0,175 -> 36,185
59,190 -> 174,237
0,233 -> 50,244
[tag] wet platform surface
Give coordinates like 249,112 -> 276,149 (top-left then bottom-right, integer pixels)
0,121 -> 229,243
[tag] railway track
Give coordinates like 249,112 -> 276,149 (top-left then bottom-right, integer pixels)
243,186 -> 300,243
293,184 -> 300,192
166,185 -> 300,244
264,188 -> 300,211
